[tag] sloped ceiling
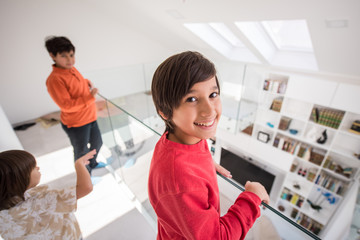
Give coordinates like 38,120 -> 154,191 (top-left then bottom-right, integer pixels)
1,0 -> 358,124
93,0 -> 360,78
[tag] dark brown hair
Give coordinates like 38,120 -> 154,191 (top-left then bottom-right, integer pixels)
0,150 -> 36,210
151,51 -> 220,133
45,36 -> 75,56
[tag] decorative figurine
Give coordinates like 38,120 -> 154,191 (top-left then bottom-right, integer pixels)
317,129 -> 328,144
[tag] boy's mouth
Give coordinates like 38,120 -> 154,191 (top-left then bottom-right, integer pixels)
194,119 -> 215,127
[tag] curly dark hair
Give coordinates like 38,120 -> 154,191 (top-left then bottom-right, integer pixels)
0,150 -> 36,210
151,51 -> 220,133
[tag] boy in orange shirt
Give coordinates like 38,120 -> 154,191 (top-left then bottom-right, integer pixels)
45,36 -> 106,174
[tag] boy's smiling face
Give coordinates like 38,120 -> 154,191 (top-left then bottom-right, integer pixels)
50,50 -> 75,69
167,76 -> 222,145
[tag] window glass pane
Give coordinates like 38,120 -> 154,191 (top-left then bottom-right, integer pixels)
262,20 -> 313,52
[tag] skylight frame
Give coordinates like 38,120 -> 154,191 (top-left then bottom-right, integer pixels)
208,22 -> 245,48
261,20 -> 314,53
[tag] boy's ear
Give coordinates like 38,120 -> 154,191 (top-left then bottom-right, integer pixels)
49,53 -> 56,61
158,111 -> 168,120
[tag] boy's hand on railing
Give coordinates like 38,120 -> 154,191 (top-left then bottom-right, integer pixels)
245,181 -> 270,204
90,88 -> 98,96
214,162 -> 232,178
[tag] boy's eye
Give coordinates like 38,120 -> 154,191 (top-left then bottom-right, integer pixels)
186,97 -> 197,102
210,92 -> 218,98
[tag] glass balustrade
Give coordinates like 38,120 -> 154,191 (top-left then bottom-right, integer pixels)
83,60 -> 360,239
95,91 -> 321,239
95,96 -> 161,232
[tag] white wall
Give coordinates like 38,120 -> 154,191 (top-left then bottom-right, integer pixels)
0,0 -> 172,125
0,105 -> 23,151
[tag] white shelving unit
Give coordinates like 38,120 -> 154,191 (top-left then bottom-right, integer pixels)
251,73 -> 360,236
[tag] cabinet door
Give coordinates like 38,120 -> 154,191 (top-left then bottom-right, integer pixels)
331,83 -> 360,114
286,75 -> 337,106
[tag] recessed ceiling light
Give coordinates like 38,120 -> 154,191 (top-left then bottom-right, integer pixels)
325,19 -> 348,28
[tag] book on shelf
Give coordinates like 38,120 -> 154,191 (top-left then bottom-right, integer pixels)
349,120 -> 360,135
273,137 -> 280,148
311,107 -> 344,129
295,213 -> 323,235
274,135 -> 299,154
309,149 -> 325,165
270,97 -> 283,112
323,156 -> 353,178
315,172 -> 346,196
279,116 -> 292,130
290,193 -> 300,205
263,79 -> 287,94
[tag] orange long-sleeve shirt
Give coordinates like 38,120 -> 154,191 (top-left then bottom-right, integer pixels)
46,65 -> 97,127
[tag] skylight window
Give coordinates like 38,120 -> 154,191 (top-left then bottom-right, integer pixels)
235,19 -> 318,71
184,23 -> 260,63
261,20 -> 313,52
184,23 -> 233,55
184,20 -> 317,71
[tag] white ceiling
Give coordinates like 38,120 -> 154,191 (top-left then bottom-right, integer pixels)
1,0 -> 359,124
92,0 -> 360,78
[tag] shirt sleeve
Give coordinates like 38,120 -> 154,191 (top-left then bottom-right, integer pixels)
47,76 -> 95,113
155,190 -> 261,240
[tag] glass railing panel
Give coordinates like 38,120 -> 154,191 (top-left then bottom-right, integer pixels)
96,98 -> 125,180
218,175 -> 320,240
216,62 -> 247,134
96,95 -> 160,229
346,181 -> 360,240
100,91 -> 165,134
85,64 -> 147,100
88,59 -> 331,239
235,64 -> 266,136
97,92 -> 319,239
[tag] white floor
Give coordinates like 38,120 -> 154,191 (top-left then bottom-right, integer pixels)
15,122 -> 156,240
11,97 -> 292,240
14,121 -> 285,240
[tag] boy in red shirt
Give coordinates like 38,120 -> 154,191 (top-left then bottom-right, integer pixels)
45,36 -> 106,174
148,51 -> 269,239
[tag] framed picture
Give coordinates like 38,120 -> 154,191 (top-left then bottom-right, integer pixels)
257,131 -> 270,143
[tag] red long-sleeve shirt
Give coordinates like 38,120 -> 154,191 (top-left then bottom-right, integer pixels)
46,65 -> 96,127
148,133 -> 261,240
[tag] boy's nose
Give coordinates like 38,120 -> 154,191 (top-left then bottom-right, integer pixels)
200,100 -> 214,117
